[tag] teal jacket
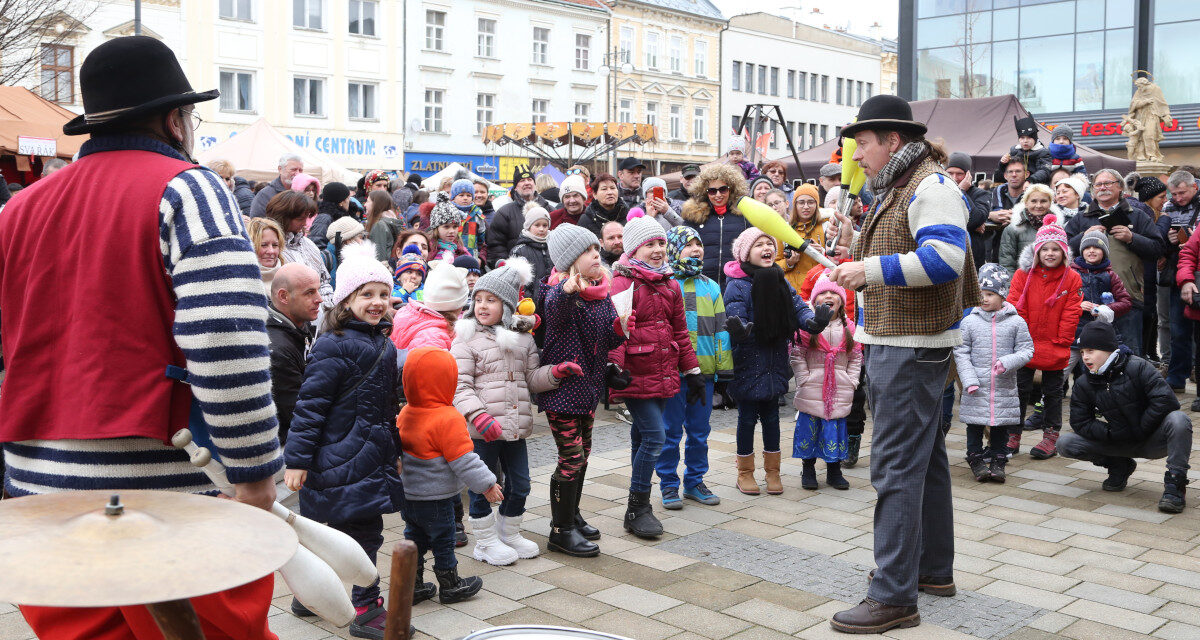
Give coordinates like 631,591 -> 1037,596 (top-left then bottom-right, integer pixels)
673,274 -> 734,380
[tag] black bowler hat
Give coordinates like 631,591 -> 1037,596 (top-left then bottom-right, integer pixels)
63,36 -> 218,136
841,95 -> 927,138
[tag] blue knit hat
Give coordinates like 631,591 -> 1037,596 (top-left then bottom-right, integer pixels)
451,178 -> 474,199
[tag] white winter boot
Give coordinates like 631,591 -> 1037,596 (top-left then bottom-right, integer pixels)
496,513 -> 541,559
470,513 -> 518,566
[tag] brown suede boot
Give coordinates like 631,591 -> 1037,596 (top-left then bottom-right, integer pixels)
763,451 -> 784,495
736,454 -> 760,495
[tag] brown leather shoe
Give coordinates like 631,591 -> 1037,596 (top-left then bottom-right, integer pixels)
867,568 -> 957,597
830,598 -> 920,634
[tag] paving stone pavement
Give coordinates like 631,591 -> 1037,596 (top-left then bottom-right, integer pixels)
6,389 -> 1200,640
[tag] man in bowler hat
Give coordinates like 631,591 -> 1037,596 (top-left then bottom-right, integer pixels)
0,36 -> 283,638
828,95 -> 978,633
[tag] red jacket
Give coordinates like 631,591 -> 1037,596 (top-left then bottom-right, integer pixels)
1176,230 -> 1200,321
1007,263 -> 1083,370
608,256 -> 700,400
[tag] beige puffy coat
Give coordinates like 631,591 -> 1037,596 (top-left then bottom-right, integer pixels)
451,319 -> 560,440
790,318 -> 863,420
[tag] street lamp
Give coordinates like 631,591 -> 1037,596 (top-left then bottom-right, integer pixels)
598,50 -> 634,175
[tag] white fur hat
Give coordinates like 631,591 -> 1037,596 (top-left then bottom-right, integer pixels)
422,260 -> 470,311
332,242 -> 392,306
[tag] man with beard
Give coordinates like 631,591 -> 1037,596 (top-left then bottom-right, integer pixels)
487,165 -> 550,267
551,174 -> 588,229
669,164 -> 700,201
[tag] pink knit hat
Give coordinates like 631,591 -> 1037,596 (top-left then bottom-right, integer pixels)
1031,214 -> 1068,257
732,227 -> 773,263
810,270 -> 847,306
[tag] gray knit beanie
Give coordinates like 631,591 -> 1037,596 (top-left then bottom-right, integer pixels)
1080,229 -> 1109,259
622,215 -> 667,257
947,152 -> 973,173
547,223 -> 600,272
1052,124 -> 1075,142
429,191 -> 460,228
468,257 -> 533,329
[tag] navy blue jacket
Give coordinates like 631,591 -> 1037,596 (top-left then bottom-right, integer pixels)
722,262 -> 814,402
285,319 -> 404,523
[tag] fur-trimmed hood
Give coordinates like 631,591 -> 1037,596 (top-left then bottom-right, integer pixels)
681,163 -> 748,224
1011,202 -> 1068,230
1017,241 -> 1074,272
454,317 -> 526,353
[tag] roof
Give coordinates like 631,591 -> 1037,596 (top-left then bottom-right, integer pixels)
617,0 -> 725,21
0,86 -> 85,158
545,0 -> 609,11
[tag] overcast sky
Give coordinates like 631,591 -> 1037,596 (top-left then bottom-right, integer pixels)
709,0 -> 899,40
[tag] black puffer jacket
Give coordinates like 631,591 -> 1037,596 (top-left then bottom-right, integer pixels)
510,235 -> 553,300
1069,347 -> 1179,443
309,200 -> 348,250
232,176 -> 255,215
487,190 -> 549,267
266,305 -> 314,443
578,199 -> 629,239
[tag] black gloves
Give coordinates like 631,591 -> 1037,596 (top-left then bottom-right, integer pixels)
726,316 -> 753,342
685,374 -> 706,406
804,303 -> 835,335
606,363 -> 633,390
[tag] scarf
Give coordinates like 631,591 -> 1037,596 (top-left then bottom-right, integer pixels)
521,230 -> 548,242
1048,143 -> 1077,160
740,261 -> 798,344
1074,256 -> 1111,271
807,320 -> 848,419
629,258 -> 672,276
714,204 -> 728,215
548,268 -> 612,301
667,226 -> 703,277
672,256 -> 703,278
868,141 -> 928,192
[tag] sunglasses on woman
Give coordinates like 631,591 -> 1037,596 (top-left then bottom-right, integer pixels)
707,186 -> 730,195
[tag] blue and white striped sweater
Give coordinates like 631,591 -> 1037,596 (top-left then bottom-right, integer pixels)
4,136 -> 282,497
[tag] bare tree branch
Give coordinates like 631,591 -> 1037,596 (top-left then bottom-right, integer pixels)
0,0 -> 99,87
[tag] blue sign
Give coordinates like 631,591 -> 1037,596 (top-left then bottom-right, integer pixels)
406,152 -> 500,178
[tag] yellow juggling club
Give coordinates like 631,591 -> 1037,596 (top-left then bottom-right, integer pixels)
840,136 -> 860,192
736,196 -> 836,269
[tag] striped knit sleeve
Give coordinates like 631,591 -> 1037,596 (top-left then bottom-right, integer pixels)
865,175 -> 969,289
160,167 -> 283,484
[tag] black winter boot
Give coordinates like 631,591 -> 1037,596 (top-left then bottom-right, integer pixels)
801,459 -> 818,490
1102,457 -> 1137,492
967,453 -> 992,482
412,558 -> 437,605
624,490 -> 663,539
845,435 -> 862,468
548,478 -> 600,557
1160,470 -> 1187,513
826,462 -> 849,490
434,567 -> 482,604
453,498 -> 468,548
988,454 -> 1007,483
574,464 -> 601,540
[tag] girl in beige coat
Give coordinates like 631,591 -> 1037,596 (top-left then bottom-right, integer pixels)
451,258 -> 582,566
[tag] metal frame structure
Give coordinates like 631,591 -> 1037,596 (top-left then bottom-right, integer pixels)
733,103 -> 807,181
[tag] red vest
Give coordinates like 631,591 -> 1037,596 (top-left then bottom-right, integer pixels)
0,149 -> 194,443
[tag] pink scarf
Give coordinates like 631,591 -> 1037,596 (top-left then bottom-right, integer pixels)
807,320 -> 856,418
547,268 -> 612,301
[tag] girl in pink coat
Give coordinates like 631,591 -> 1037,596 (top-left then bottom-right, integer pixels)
790,271 -> 862,491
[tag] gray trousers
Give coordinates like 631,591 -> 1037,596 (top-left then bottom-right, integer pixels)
865,345 -> 955,607
1058,411 -> 1193,473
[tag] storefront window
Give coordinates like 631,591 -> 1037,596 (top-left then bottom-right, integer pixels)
1020,2 -> 1075,38
1076,0 -> 1104,32
1153,20 -> 1200,104
917,0 -> 966,16
917,46 -> 964,99
917,15 -> 967,48
1018,34 -> 1073,112
1103,28 -> 1133,109
1106,0 -> 1134,28
993,7 -> 1018,39
1155,0 -> 1200,23
991,40 -> 1018,95
1074,31 -> 1103,111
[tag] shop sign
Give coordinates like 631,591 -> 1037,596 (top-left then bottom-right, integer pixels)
1040,104 -> 1200,149
406,152 -> 505,178
17,136 -> 56,156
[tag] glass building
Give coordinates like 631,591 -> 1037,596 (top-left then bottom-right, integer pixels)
900,0 -> 1200,157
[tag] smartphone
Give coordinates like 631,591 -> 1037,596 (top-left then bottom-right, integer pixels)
652,186 -> 665,201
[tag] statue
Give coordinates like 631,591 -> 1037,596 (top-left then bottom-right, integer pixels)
1126,74 -> 1172,164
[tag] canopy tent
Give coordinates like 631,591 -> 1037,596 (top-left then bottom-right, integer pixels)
418,161 -> 502,193
197,118 -> 361,186
0,86 -> 84,160
660,95 -> 1134,187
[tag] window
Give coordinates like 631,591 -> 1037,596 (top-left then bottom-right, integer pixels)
757,66 -> 766,95
846,80 -> 854,105
645,32 -> 660,69
476,93 -> 494,134
532,27 -> 550,65
694,40 -> 707,77
785,121 -> 794,147
809,74 -> 818,101
835,125 -> 843,138
348,82 -> 376,119
425,10 -> 444,50
769,123 -> 778,148
693,107 -> 707,141
866,82 -> 873,98
808,123 -> 818,146
619,99 -> 632,123
348,0 -> 376,36
477,18 -> 496,57
575,33 -> 591,70
798,71 -> 807,99
39,44 -> 73,104
856,81 -> 864,106
292,0 -> 322,30
619,26 -> 634,63
219,0 -> 251,21
731,115 -> 741,135
669,36 -> 682,73
293,77 -> 324,116
796,122 -> 806,149
836,78 -> 844,105
770,67 -> 779,96
574,102 -> 590,122
645,102 -> 658,128
532,99 -> 548,123
787,70 -> 795,99
669,104 -> 682,140
731,61 -> 741,91
745,63 -> 754,93
219,70 -> 254,112
819,124 -> 828,143
424,89 -> 444,132
821,75 -> 829,102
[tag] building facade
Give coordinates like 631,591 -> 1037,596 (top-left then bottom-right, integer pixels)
902,0 -> 1200,164
404,0 -> 610,183
607,0 -> 725,175
722,13 -> 882,162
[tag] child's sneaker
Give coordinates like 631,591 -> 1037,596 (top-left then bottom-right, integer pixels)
967,453 -> 992,482
683,482 -> 721,505
661,486 -> 683,510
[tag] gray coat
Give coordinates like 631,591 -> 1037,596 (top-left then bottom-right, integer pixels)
954,302 -> 1034,426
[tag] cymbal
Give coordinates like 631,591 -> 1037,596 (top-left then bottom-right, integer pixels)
0,490 -> 297,607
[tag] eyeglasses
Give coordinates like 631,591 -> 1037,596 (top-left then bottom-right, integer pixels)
184,110 -> 202,130
707,186 -> 730,195
1094,181 -> 1119,188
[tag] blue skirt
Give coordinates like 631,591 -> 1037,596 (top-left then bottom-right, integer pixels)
792,412 -> 848,462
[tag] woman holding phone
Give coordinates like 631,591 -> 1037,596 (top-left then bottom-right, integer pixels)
639,177 -> 684,231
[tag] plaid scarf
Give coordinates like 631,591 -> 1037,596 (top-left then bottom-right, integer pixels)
868,141 -> 928,192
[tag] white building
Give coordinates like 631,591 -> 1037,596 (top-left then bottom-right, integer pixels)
721,12 -> 883,161
404,0 -> 610,184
